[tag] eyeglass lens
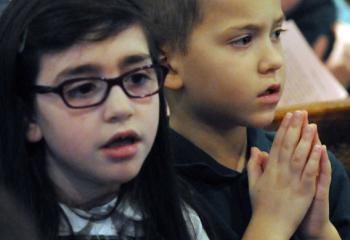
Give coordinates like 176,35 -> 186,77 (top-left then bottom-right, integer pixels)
62,66 -> 160,108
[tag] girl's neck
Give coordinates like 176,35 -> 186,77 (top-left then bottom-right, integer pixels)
47,162 -> 120,210
171,116 -> 248,172
56,186 -> 119,210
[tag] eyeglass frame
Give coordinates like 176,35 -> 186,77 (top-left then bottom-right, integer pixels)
31,64 -> 168,109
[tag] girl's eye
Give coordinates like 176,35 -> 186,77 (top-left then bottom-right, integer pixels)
125,73 -> 152,88
124,72 -> 157,93
271,28 -> 286,41
229,35 -> 253,47
124,70 -> 158,96
65,81 -> 102,99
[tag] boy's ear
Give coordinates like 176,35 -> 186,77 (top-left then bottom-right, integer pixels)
162,48 -> 184,90
164,68 -> 184,90
26,122 -> 43,143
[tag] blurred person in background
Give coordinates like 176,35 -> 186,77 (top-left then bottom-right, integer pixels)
282,0 -> 337,61
328,0 -> 350,91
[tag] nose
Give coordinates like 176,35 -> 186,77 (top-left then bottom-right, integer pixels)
258,40 -> 284,75
103,86 -> 134,123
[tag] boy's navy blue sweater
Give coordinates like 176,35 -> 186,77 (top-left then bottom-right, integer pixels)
171,128 -> 350,240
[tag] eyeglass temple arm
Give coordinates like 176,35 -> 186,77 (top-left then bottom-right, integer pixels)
32,85 -> 59,94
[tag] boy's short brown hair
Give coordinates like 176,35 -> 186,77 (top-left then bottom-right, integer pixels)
134,0 -> 206,52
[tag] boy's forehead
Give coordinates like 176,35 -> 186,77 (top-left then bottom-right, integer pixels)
199,0 -> 283,23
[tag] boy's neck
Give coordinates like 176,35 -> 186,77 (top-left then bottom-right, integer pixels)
171,116 -> 248,172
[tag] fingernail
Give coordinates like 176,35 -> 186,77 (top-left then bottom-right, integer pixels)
303,125 -> 312,138
314,144 -> 322,153
282,112 -> 292,126
285,112 -> 292,119
251,147 -> 256,155
295,111 -> 302,118
292,111 -> 302,125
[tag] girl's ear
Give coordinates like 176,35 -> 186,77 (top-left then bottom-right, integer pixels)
26,122 -> 43,142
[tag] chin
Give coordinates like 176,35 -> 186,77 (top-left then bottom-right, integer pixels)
248,109 -> 276,128
98,165 -> 142,186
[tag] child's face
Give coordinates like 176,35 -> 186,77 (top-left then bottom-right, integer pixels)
167,0 -> 285,128
29,25 -> 160,193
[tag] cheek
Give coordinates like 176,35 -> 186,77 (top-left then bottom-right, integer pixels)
36,104 -> 97,155
43,120 -> 94,159
279,66 -> 286,88
137,97 -> 160,146
148,101 -> 160,139
183,47 -> 256,97
184,64 -> 253,106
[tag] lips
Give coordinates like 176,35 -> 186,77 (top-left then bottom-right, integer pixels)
258,84 -> 281,97
101,131 -> 141,159
257,83 -> 281,104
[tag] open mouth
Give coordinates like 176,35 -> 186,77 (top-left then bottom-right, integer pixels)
102,133 -> 140,149
100,132 -> 141,159
258,84 -> 281,97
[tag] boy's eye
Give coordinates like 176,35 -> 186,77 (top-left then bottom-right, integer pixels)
271,28 -> 286,41
229,35 -> 253,47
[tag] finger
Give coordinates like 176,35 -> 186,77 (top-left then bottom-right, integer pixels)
261,151 -> 269,171
300,144 -> 322,193
270,112 -> 292,162
313,125 -> 322,145
302,110 -> 309,127
278,111 -> 306,164
290,124 -> 317,176
315,145 -> 332,201
247,147 -> 263,189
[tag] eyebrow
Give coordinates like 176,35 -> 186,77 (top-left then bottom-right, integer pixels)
228,15 -> 286,31
56,65 -> 100,81
55,54 -> 152,82
54,64 -> 100,84
273,15 -> 285,26
118,54 -> 152,69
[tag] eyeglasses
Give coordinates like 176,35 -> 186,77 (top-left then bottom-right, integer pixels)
32,64 -> 168,109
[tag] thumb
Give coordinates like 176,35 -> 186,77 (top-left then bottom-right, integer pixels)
260,151 -> 269,171
312,124 -> 322,145
315,145 -> 332,201
248,147 -> 266,189
315,127 -> 322,145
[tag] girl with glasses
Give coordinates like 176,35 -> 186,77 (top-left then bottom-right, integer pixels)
0,0 -> 212,239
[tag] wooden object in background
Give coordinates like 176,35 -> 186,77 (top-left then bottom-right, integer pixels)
268,99 -> 350,173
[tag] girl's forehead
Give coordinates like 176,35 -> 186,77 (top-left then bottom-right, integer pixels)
37,26 -> 151,85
